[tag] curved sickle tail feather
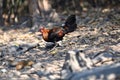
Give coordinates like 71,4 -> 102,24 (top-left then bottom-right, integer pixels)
62,15 -> 77,33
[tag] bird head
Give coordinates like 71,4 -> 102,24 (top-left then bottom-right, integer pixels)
39,26 -> 44,33
39,26 -> 49,34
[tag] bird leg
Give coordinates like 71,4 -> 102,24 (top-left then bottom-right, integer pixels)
47,42 -> 59,54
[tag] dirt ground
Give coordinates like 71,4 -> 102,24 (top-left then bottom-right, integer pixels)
0,8 -> 120,80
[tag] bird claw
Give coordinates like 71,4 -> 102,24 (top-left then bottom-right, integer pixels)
56,41 -> 63,47
46,43 -> 59,55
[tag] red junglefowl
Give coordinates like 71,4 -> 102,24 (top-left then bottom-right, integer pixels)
40,27 -> 66,43
40,15 -> 77,43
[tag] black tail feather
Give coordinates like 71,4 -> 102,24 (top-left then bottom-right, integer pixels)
63,15 -> 77,33
65,15 -> 76,26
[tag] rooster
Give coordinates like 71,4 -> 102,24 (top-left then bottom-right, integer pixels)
40,27 -> 66,43
39,15 -> 77,49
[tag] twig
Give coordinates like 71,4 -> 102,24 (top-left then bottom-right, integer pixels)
16,43 -> 40,54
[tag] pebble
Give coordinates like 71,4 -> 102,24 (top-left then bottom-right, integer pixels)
20,74 -> 30,79
25,68 -> 35,74
35,70 -> 44,76
0,52 -> 4,57
33,63 -> 43,69
31,74 -> 40,80
16,60 -> 34,70
8,45 -> 18,53
11,70 -> 21,76
0,69 -> 7,73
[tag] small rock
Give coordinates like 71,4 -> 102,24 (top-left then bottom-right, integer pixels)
25,68 -> 35,74
9,61 -> 17,67
20,74 -> 30,79
50,49 -> 58,55
31,74 -> 39,80
35,70 -> 45,76
0,52 -> 4,57
0,66 -> 4,68
12,70 -> 21,76
49,75 -> 59,80
0,69 -> 7,73
16,60 -> 34,70
8,70 -> 21,78
33,63 -> 43,69
8,45 -> 18,53
8,57 -> 16,67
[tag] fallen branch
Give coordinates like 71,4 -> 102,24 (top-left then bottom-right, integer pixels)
16,43 -> 40,54
70,63 -> 120,80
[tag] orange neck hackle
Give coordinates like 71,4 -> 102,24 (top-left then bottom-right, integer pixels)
39,27 -> 50,41
40,27 -> 49,33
